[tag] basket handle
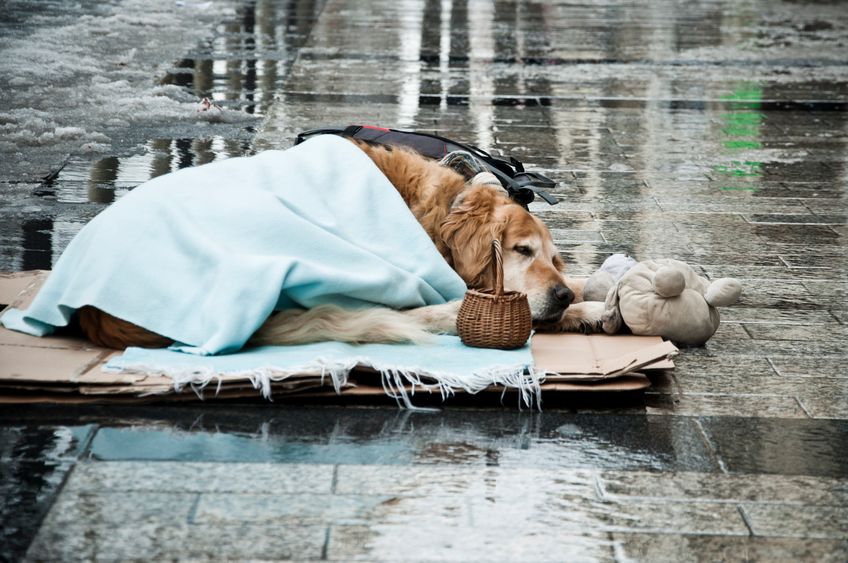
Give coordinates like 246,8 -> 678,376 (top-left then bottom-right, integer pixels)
490,239 -> 504,297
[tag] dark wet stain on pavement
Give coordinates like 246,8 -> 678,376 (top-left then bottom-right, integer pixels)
80,408 -> 715,472
0,425 -> 95,562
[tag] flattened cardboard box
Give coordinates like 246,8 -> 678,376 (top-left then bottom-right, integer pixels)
0,271 -> 676,403
532,333 -> 676,379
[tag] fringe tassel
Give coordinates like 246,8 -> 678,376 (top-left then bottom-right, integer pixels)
114,357 -> 543,409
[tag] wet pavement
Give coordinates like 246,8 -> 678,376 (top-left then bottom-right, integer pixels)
1,0 -> 847,561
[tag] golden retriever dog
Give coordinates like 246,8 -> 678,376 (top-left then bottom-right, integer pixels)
78,139 -> 604,349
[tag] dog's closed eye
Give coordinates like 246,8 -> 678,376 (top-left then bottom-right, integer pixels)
513,245 -> 534,257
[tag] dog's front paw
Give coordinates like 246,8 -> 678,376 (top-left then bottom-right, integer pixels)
555,301 -> 606,334
579,316 -> 604,335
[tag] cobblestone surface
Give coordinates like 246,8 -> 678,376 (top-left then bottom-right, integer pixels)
1,0 -> 847,560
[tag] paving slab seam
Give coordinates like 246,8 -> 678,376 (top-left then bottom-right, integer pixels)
647,390 -> 813,399
331,464 -> 339,495
794,397 -> 815,419
186,493 -> 203,526
601,527 -> 752,538
827,310 -> 845,325
592,474 -> 606,500
320,525 -> 331,560
598,495 -> 848,508
738,504 -> 758,537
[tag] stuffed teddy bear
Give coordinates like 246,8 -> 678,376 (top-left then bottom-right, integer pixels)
583,254 -> 742,346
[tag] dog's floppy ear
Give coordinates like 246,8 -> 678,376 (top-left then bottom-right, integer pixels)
439,187 -> 507,288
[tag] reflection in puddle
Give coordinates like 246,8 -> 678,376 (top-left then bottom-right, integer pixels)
0,425 -> 94,560
395,0 -> 424,128
83,409 -> 706,471
9,0 -> 330,272
16,137 -> 250,270
160,0 -> 323,116
43,136 -> 251,205
714,82 -> 764,192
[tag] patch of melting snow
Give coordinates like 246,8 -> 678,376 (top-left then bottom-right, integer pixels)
0,111 -> 112,151
0,0 -> 247,177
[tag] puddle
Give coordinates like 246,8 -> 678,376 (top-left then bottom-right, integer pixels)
76,408 -> 716,472
2,0 -> 328,272
6,0 -> 847,274
0,425 -> 95,461
161,57 -> 284,116
159,0 -> 324,116
0,425 -> 96,561
36,137 -> 252,205
13,137 -> 250,270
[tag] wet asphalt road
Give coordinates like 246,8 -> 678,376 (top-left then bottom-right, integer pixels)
1,0 -> 847,561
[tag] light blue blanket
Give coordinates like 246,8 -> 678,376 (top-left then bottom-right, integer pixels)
1,135 -> 468,354
107,336 -> 539,408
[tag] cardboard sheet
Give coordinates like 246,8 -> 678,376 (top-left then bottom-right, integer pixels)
0,271 -> 676,403
532,333 -> 677,380
0,270 -> 48,308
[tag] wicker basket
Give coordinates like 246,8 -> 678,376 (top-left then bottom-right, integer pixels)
457,240 -> 532,349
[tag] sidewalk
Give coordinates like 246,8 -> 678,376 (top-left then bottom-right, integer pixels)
2,0 -> 847,560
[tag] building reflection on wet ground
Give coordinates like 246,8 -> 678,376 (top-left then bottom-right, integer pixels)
1,0 -> 847,560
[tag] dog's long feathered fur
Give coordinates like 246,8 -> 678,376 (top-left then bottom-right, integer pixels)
78,139 -> 598,349
251,304 -> 436,346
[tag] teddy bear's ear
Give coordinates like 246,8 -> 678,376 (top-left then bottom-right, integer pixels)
601,281 -> 623,334
653,266 -> 686,297
705,278 -> 742,307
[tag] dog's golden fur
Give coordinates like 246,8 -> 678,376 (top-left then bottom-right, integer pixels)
79,139 -> 602,349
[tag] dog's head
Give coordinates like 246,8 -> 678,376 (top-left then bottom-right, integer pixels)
439,185 -> 574,324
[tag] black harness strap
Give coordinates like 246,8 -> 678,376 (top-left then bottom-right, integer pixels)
295,125 -> 559,207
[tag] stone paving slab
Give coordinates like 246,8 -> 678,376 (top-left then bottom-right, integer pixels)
699,417 -> 848,477
644,393 -> 809,419
194,492 -> 442,527
63,460 -> 334,494
24,461 -> 848,560
796,397 -> 848,421
0,425 -> 95,460
327,525 -> 616,562
335,465 -> 598,498
648,372 -> 848,409
598,471 -> 848,506
742,504 -> 848,539
612,534 -> 848,563
27,520 -> 328,561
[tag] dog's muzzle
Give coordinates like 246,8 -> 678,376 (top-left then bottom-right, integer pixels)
531,284 -> 574,324
553,284 -> 574,307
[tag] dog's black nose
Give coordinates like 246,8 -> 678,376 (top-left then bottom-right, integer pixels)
553,284 -> 574,306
